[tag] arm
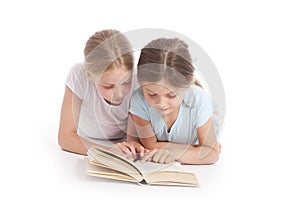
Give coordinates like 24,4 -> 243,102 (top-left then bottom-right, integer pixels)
131,114 -> 220,164
58,86 -> 145,156
58,86 -> 92,155
177,118 -> 220,164
123,114 -> 148,158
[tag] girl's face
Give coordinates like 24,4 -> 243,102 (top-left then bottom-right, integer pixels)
142,81 -> 185,117
96,67 -> 132,105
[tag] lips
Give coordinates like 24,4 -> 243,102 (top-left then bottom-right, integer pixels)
159,107 -> 169,111
113,99 -> 122,102
111,98 -> 123,104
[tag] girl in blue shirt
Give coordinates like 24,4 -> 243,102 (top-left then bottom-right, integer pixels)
128,38 -> 221,165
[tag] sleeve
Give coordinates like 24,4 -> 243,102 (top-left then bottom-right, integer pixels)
65,63 -> 88,100
129,88 -> 151,121
194,88 -> 215,128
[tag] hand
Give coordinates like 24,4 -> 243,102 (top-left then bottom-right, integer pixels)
108,142 -> 147,161
141,148 -> 176,164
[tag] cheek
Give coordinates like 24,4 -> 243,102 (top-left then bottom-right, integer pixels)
122,84 -> 131,94
98,87 -> 113,98
169,98 -> 182,107
144,96 -> 155,106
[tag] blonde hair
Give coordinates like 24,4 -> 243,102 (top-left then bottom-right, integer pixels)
84,29 -> 134,80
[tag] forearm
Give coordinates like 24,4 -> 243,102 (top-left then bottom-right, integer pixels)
177,145 -> 220,165
58,132 -> 91,155
148,141 -> 220,165
127,135 -> 142,146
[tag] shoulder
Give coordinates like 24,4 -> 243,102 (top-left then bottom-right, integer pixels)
184,86 -> 215,128
183,85 -> 211,107
131,87 -> 146,105
65,62 -> 89,99
129,87 -> 151,118
129,87 -> 151,121
68,62 -> 86,77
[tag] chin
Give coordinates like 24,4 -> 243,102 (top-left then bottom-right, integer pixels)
157,109 -> 170,116
112,99 -> 123,105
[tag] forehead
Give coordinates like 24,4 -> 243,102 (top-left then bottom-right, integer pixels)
99,67 -> 131,84
142,81 -> 178,94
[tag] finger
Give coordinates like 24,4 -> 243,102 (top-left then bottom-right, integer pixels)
137,146 -> 145,157
152,149 -> 164,163
141,149 -> 158,162
116,143 -> 134,159
109,144 -> 123,155
128,144 -> 137,159
140,148 -> 151,161
158,151 -> 169,164
164,154 -> 175,164
145,157 -> 153,162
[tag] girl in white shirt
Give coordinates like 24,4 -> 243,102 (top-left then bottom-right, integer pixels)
58,30 -> 145,157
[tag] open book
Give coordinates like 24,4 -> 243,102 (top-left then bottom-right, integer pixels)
85,146 -> 199,187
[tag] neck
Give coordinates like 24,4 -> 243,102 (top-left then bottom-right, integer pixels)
162,106 -> 180,131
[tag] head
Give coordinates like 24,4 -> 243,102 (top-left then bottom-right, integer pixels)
137,38 -> 195,116
84,29 -> 134,105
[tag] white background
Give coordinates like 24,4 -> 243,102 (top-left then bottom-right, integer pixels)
0,0 -> 299,199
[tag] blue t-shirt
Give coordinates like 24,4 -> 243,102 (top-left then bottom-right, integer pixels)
129,85 -> 215,144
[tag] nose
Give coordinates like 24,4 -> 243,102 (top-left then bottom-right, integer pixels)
113,86 -> 124,99
156,96 -> 167,107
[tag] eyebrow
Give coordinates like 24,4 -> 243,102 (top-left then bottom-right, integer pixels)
144,88 -> 155,93
144,88 -> 178,94
100,76 -> 132,86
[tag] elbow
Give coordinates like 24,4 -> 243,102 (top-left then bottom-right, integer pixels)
208,152 -> 220,164
207,143 -> 221,164
57,131 -> 68,151
208,145 -> 221,164
198,147 -> 220,165
58,135 -> 64,150
57,131 -> 87,155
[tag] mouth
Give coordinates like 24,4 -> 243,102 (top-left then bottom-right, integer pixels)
158,107 -> 169,111
113,98 -> 122,103
110,97 -> 123,104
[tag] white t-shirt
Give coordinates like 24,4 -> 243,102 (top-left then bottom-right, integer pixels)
65,63 -> 138,146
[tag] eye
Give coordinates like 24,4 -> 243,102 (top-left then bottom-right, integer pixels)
102,85 -> 114,89
167,93 -> 177,98
148,93 -> 157,97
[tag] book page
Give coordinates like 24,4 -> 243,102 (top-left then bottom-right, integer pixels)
144,170 -> 199,186
133,161 -> 176,175
90,146 -> 175,176
84,158 -> 137,183
88,148 -> 143,182
144,162 -> 199,186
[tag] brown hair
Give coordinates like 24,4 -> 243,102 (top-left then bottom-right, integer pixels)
137,38 -> 201,88
84,29 -> 134,80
